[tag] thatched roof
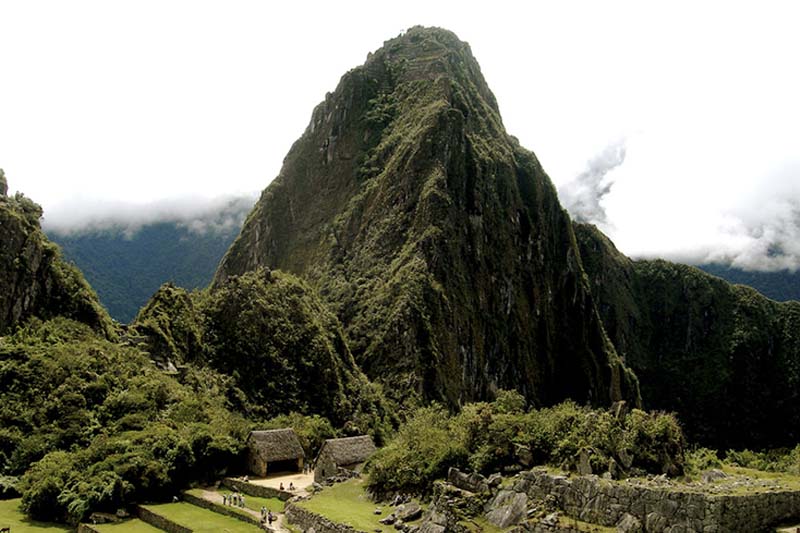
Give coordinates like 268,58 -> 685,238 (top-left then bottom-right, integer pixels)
318,435 -> 376,466
248,429 -> 304,462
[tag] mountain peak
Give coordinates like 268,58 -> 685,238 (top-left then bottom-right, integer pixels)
216,27 -> 639,408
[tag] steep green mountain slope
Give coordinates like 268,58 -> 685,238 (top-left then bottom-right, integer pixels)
48,197 -> 252,323
576,223 -> 800,449
698,263 -> 800,303
214,27 -> 639,409
133,271 -> 392,433
0,171 -> 112,336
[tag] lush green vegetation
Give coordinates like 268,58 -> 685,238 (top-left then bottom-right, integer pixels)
0,318 -> 250,524
132,270 -> 395,436
366,392 -> 684,495
0,499 -> 71,532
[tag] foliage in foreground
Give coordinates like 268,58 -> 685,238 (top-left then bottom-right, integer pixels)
0,318 -> 250,524
366,391 -> 685,496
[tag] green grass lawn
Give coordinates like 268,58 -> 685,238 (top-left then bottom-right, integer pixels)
92,519 -> 164,532
187,488 -> 285,513
0,499 -> 72,532
296,479 -> 422,532
142,502 -> 261,533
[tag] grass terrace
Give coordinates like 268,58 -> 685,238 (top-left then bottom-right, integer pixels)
141,502 -> 262,533
0,499 -> 71,533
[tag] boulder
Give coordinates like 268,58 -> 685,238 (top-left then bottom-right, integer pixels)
701,469 -> 727,484
485,490 -> 528,528
447,467 -> 489,493
396,502 -> 422,522
616,513 -> 643,533
577,449 -> 593,476
380,515 -> 397,525
487,473 -> 503,488
514,443 -> 534,467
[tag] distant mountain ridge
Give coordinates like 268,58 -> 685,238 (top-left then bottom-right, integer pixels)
48,196 -> 253,322
697,263 -> 800,303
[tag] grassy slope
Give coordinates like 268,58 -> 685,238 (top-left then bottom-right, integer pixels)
297,479 -> 399,532
0,499 -> 71,532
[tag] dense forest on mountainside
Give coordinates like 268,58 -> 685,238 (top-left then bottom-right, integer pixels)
698,263 -> 800,303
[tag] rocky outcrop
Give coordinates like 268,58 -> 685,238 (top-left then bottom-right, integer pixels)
215,26 -> 639,409
0,175 -> 112,336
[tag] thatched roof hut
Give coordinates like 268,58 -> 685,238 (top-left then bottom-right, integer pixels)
314,435 -> 376,482
246,428 -> 305,476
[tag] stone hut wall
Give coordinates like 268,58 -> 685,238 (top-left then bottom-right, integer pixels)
285,503 -> 369,533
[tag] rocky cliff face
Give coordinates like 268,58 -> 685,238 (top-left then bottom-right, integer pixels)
215,27 -> 639,408
576,223 -> 800,449
0,172 -> 112,336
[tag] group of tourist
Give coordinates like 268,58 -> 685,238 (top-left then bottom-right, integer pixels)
278,482 -> 295,491
222,491 -> 246,508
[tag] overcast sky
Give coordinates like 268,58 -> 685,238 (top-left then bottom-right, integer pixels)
1,1 -> 799,270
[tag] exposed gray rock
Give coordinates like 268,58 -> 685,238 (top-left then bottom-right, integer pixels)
487,473 -> 503,488
379,515 -> 397,525
447,467 -> 489,493
577,449 -> 593,476
485,490 -> 527,528
616,513 -> 642,533
396,503 -> 422,522
701,469 -> 728,483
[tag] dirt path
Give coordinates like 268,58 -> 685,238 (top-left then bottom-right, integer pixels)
197,489 -> 289,532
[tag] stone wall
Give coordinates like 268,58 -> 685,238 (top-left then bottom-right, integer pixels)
285,503 -> 368,533
77,525 -> 102,533
181,491 -> 261,526
137,505 -> 193,533
222,477 -> 293,501
515,469 -> 800,533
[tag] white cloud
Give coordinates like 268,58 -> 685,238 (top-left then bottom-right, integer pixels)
1,1 -> 799,270
43,193 -> 257,237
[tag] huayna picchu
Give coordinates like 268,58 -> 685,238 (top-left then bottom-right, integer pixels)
214,26 -> 639,410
